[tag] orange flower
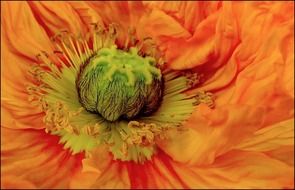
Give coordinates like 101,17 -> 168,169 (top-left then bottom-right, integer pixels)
1,1 -> 294,189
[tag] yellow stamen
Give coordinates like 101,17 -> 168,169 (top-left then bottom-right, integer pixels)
184,71 -> 203,88
80,123 -> 100,137
43,102 -> 84,134
193,91 -> 215,108
104,23 -> 118,47
124,27 -> 137,49
118,121 -> 171,154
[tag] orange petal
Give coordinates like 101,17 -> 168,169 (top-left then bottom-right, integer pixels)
170,150 -> 294,188
236,119 -> 294,152
1,175 -> 37,189
187,49 -> 238,93
211,80 -> 294,129
164,13 -> 217,69
157,104 -> 265,165
82,150 -> 185,189
1,55 -> 43,130
91,162 -> 130,189
228,26 -> 293,106
70,172 -> 100,189
136,8 -> 192,41
278,25 -> 294,98
1,1 -> 53,59
87,1 -> 145,29
135,7 -> 192,59
196,2 -> 294,94
123,149 -> 293,188
80,147 -> 184,189
87,1 -> 146,46
1,127 -> 84,188
143,1 -> 221,34
126,152 -> 186,189
1,103 -> 44,130
264,146 -> 294,167
71,126 -> 293,189
162,2 -> 239,70
28,1 -> 88,37
78,146 -> 130,189
234,2 -> 294,69
176,1 -> 294,100
186,3 -> 294,135
210,2 -> 240,69
1,36 -> 45,130
1,2 -> 61,130
140,2 -> 236,72
68,2 -> 104,28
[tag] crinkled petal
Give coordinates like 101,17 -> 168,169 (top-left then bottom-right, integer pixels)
70,171 -> 100,189
88,150 -> 293,189
184,2 -> 294,149
236,119 -> 294,152
1,43 -> 45,129
147,151 -> 294,189
144,2 -> 221,69
1,2 -> 294,189
136,8 -> 192,42
140,2 -> 239,71
226,23 -> 293,106
92,161 -> 130,189
126,152 -> 187,189
68,2 -> 104,28
264,146 -> 294,167
87,1 -> 145,29
168,2 -> 239,70
86,1 -> 146,46
163,13 -> 217,69
76,146 -> 130,189
170,150 -> 294,189
195,1 -> 294,96
157,104 -> 265,165
1,175 -> 37,189
1,2 -> 54,129
1,127 -> 84,189
143,1 -> 221,34
28,1 -> 88,37
1,1 -> 53,59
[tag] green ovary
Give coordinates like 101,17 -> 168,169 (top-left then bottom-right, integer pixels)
77,45 -> 163,122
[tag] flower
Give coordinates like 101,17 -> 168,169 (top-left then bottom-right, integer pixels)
1,1 -> 294,189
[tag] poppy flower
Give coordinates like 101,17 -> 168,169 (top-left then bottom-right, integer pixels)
1,1 -> 294,189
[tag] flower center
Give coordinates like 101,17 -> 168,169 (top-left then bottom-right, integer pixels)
27,24 -> 215,163
76,45 -> 163,122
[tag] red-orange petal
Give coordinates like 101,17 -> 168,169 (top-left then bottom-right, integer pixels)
264,146 -> 294,167
95,149 -> 293,189
1,127 -> 84,188
77,146 -> 130,189
1,175 -> 37,189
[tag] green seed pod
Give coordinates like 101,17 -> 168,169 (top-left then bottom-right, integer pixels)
77,46 -> 163,122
